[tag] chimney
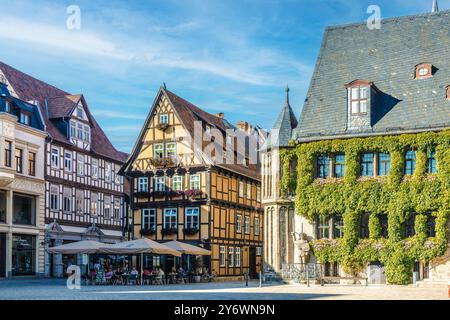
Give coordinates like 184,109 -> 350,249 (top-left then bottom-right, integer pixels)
216,112 -> 225,119
237,121 -> 252,133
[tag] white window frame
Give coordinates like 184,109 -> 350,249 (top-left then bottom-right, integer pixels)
50,185 -> 59,211
142,208 -> 156,230
70,121 -> 76,138
257,186 -> 261,202
113,199 -> 120,220
245,216 -> 251,234
77,155 -> 85,176
256,247 -> 262,256
51,147 -> 59,169
246,183 -> 251,199
159,114 -> 169,124
83,125 -> 90,143
219,246 -> 226,267
76,106 -> 84,119
138,177 -> 149,192
254,217 -> 260,236
154,144 -> 164,159
236,215 -> 242,233
105,163 -> 112,182
166,142 -> 176,159
239,181 -> 244,197
154,176 -> 165,192
76,190 -> 84,215
190,174 -> 200,190
63,188 -> 72,213
104,196 -> 111,219
235,247 -> 241,267
90,193 -> 98,216
114,165 -> 121,184
64,152 -> 72,172
163,208 -> 177,229
185,207 -> 199,229
228,247 -> 234,267
92,158 -> 99,179
172,175 -> 183,191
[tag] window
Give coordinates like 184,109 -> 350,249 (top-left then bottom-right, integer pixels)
104,196 -> 111,219
378,153 -> 390,176
166,143 -> 176,159
142,208 -> 156,230
91,159 -> 99,179
256,247 -> 262,256
76,106 -> 83,119
50,185 -> 59,211
239,181 -> 244,197
254,217 -> 260,235
64,152 -> 72,172
113,199 -> 120,220
244,216 -> 251,234
359,213 -> 370,239
15,149 -> 23,173
185,207 -> 199,229
427,150 -> 437,174
379,213 -> 388,238
63,188 -> 71,213
257,186 -> 261,202
159,114 -> 169,124
334,154 -> 345,178
425,212 -> 436,237
51,148 -> 59,168
77,123 -> 83,140
77,155 -> 85,176
333,215 -> 344,238
114,166 -> 121,184
205,125 -> 211,135
11,234 -> 36,276
0,191 -> 6,223
13,193 -> 36,226
164,208 -> 177,229
236,215 -> 242,233
19,113 -> 30,125
154,177 -> 165,192
28,152 -> 36,176
405,150 -> 416,175
324,262 -> 340,277
360,153 -> 374,177
317,156 -> 330,178
83,125 -> 90,143
404,213 -> 415,237
154,144 -> 164,159
5,100 -> 10,112
70,121 -> 76,138
105,163 -> 112,182
415,64 -> 432,79
350,86 -> 368,114
90,193 -> 98,216
76,190 -> 84,215
228,247 -> 234,267
246,184 -> 251,199
138,177 -> 149,192
316,215 -> 330,239
235,247 -> 241,267
172,176 -> 183,191
219,246 -> 226,267
190,175 -> 200,190
4,141 -> 12,167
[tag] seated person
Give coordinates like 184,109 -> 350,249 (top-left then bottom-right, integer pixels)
130,268 -> 139,276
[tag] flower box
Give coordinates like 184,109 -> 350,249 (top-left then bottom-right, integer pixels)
161,227 -> 178,236
140,228 -> 156,236
185,189 -> 203,199
183,227 -> 199,235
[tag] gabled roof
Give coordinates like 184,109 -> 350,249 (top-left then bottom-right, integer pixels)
262,87 -> 297,150
0,61 -> 127,162
293,10 -> 450,141
122,87 -> 260,180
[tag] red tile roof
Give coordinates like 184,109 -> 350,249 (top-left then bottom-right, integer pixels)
0,61 -> 127,163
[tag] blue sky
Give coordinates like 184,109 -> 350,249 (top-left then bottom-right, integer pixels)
0,0 -> 447,152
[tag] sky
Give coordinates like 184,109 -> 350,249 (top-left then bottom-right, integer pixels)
0,0 -> 448,153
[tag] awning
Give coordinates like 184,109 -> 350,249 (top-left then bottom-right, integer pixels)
47,240 -> 108,254
163,241 -> 211,256
99,238 -> 181,257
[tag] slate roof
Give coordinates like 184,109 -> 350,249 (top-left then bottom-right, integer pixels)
293,10 -> 450,141
0,61 -> 127,163
262,87 -> 298,150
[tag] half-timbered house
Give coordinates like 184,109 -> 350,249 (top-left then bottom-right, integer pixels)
121,87 -> 264,279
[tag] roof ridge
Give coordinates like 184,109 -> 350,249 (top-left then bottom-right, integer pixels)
326,8 -> 450,31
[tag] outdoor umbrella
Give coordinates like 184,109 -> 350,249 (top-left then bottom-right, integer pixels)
47,240 -> 107,254
163,241 -> 211,256
100,238 -> 182,285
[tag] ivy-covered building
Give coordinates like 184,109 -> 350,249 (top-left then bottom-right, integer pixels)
263,9 -> 450,285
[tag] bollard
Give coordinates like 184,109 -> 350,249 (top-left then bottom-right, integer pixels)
259,271 -> 262,288
244,272 -> 249,287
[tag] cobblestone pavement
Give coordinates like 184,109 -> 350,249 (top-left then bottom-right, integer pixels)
0,279 -> 448,300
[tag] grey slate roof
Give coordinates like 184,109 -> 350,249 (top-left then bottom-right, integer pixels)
262,87 -> 298,150
293,10 -> 450,141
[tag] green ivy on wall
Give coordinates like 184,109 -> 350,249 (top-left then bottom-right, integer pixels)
280,131 -> 450,284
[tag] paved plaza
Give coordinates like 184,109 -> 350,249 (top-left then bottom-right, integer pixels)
0,279 -> 448,300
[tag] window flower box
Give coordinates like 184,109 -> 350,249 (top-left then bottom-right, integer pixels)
156,123 -> 170,131
170,190 -> 185,197
151,191 -> 168,198
149,157 -> 176,168
183,227 -> 199,235
161,227 -> 178,235
140,228 -> 156,236
185,189 -> 203,199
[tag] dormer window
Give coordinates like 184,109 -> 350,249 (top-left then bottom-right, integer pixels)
19,112 -> 30,125
76,106 -> 84,119
5,100 -> 10,112
415,63 -> 433,79
350,87 -> 368,115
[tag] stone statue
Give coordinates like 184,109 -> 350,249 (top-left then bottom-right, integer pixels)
291,232 -> 311,265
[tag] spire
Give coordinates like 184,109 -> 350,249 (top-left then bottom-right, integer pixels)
285,84 -> 290,107
432,0 -> 439,13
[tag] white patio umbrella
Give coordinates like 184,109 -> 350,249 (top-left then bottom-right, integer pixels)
47,240 -> 107,254
100,238 -> 182,285
163,241 -> 211,256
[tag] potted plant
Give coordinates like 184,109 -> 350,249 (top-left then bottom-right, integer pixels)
161,227 -> 178,236
185,189 -> 203,199
183,226 -> 199,235
140,227 -> 156,236
193,257 -> 203,283
156,123 -> 170,131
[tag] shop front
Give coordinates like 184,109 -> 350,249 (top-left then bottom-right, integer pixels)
0,233 -> 6,278
11,234 -> 36,276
